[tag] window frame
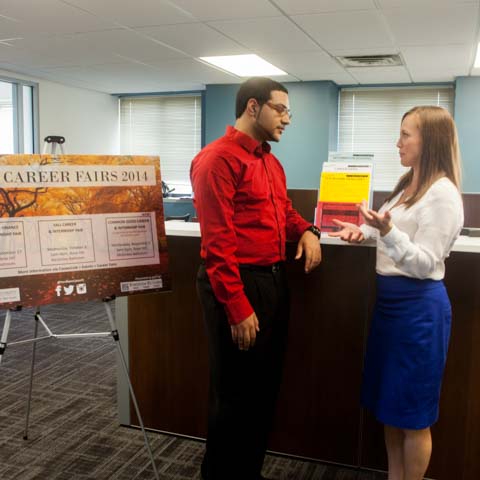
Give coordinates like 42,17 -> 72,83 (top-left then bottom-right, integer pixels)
0,74 -> 40,154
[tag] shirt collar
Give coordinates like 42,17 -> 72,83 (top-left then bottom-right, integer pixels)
225,126 -> 271,156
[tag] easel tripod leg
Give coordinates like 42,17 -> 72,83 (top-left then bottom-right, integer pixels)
0,310 -> 12,365
24,310 -> 40,440
103,301 -> 160,480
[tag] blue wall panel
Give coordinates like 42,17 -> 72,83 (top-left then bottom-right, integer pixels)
203,79 -> 479,193
204,81 -> 338,190
454,77 -> 480,193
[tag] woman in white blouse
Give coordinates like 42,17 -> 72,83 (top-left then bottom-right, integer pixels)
330,106 -> 464,480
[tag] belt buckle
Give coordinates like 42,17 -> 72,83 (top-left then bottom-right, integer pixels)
271,263 -> 279,273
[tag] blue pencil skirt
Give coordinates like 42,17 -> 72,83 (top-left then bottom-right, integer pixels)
361,274 -> 452,429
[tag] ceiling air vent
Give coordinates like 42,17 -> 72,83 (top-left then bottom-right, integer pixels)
336,54 -> 403,67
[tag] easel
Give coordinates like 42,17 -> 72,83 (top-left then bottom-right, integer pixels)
42,135 -> 65,156
0,138 -> 161,480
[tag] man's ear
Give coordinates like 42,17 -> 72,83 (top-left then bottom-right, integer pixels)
248,99 -> 257,115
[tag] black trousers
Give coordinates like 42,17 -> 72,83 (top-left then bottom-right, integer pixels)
196,263 -> 290,480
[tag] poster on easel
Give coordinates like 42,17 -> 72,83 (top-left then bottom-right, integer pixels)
315,159 -> 373,232
0,154 -> 170,309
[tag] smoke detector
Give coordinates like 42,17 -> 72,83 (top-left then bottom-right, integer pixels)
336,54 -> 403,67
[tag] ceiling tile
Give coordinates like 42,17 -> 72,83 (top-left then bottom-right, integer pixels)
348,66 -> 412,84
0,36 -> 124,67
80,30 -> 189,61
378,0 -> 478,7
298,70 -> 358,84
402,45 -> 474,70
18,30 -> 189,67
273,0 -> 376,15
63,0 -> 195,27
0,0 -> 116,36
262,51 -> 346,77
0,63 -> 111,91
208,17 -> 318,53
138,58 -> 240,84
169,0 -> 280,21
142,82 -> 209,92
0,44 -> 57,68
0,62 -> 38,77
137,23 -> 247,57
40,62 -> 171,91
410,68 -> 468,82
382,4 -> 478,46
292,11 -> 394,50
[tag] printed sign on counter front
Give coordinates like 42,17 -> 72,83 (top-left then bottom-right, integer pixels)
0,154 -> 170,308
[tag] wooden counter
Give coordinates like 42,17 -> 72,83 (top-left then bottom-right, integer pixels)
126,191 -> 480,480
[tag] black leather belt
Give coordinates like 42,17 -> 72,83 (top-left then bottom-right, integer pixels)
239,262 -> 283,273
200,259 -> 283,273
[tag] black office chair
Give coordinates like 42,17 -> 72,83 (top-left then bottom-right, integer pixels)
165,213 -> 190,222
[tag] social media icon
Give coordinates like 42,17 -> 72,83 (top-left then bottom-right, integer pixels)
76,283 -> 87,294
63,285 -> 74,295
55,285 -> 62,297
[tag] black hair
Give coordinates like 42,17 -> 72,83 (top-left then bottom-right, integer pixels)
235,77 -> 288,118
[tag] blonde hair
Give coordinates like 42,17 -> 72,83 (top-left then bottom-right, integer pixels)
386,105 -> 462,208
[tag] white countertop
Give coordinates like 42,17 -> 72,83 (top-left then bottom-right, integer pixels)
164,221 -> 480,254
165,221 -> 202,237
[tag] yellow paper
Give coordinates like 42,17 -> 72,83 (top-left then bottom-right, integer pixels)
319,172 -> 371,203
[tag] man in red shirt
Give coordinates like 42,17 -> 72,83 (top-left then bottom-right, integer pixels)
191,77 -> 321,480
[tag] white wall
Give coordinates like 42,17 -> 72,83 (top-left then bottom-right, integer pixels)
0,69 -> 119,155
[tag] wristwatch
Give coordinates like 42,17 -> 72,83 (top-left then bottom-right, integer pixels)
305,225 -> 321,239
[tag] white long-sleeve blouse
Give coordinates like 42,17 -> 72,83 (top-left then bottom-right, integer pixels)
360,177 -> 464,280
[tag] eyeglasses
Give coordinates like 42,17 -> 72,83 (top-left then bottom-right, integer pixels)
265,101 -> 292,119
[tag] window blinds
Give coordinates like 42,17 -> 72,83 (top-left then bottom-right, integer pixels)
120,95 -> 201,193
337,87 -> 454,191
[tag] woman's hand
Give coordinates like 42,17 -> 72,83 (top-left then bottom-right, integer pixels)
328,219 -> 365,243
358,200 -> 393,237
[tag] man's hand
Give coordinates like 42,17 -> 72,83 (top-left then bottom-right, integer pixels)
295,230 -> 322,273
230,312 -> 260,351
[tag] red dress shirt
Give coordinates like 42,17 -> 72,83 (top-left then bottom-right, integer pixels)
190,126 -> 311,325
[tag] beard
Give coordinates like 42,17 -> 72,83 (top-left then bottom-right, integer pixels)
253,118 -> 279,143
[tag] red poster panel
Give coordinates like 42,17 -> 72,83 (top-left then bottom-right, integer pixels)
0,154 -> 170,309
315,201 -> 364,232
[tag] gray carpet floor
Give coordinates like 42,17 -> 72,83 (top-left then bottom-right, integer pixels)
0,302 -> 387,480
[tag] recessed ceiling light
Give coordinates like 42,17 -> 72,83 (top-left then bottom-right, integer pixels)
199,54 -> 287,77
474,42 -> 480,68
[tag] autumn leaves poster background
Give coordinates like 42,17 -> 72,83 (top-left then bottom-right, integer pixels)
0,154 -> 170,309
